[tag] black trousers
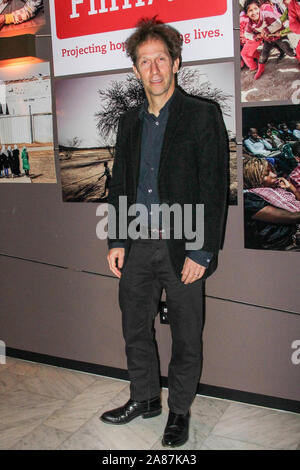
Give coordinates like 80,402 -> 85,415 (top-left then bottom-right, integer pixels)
119,238 -> 205,415
259,38 -> 295,64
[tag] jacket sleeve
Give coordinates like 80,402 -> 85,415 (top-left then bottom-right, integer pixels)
193,102 -> 229,255
107,115 -> 127,249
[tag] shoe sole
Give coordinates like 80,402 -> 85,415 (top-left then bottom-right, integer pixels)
100,408 -> 162,425
161,436 -> 188,448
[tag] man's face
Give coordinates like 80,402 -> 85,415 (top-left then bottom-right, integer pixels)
133,38 -> 179,103
246,3 -> 260,22
250,128 -> 259,140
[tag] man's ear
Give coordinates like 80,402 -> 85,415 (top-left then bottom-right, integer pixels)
133,65 -> 141,80
173,58 -> 180,74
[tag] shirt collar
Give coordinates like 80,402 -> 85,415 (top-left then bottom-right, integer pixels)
139,88 -> 175,121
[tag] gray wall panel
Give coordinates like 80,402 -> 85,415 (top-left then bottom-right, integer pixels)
207,206 -> 300,314
0,185 -> 111,274
0,256 -> 125,369
1,257 -> 299,401
156,298 -> 300,402
0,183 -> 299,314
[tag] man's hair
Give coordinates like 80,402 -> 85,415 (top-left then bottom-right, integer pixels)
243,156 -> 270,189
243,0 -> 260,14
248,127 -> 257,135
126,17 -> 183,68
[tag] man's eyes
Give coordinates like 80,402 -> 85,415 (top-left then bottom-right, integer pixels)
140,56 -> 167,65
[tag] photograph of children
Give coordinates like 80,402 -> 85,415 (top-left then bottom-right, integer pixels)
0,0 -> 45,38
240,0 -> 300,102
243,104 -> 300,250
0,59 -> 57,183
55,61 -> 237,203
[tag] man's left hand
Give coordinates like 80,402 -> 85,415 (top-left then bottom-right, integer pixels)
181,257 -> 206,285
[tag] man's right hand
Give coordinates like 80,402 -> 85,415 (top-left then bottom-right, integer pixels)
107,247 -> 125,278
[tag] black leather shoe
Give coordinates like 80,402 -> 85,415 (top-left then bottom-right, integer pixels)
162,411 -> 190,447
100,397 -> 161,425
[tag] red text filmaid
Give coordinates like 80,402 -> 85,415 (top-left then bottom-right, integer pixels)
54,0 -> 227,39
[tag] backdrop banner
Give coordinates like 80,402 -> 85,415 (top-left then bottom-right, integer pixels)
49,0 -> 233,76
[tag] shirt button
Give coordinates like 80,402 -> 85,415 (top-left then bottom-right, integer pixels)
148,189 -> 152,193
151,167 -> 154,171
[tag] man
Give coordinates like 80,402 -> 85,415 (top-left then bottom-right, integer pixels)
244,127 -> 297,175
244,127 -> 277,156
99,161 -> 111,199
278,122 -> 298,142
100,18 -> 228,447
293,122 -> 300,140
263,128 -> 285,148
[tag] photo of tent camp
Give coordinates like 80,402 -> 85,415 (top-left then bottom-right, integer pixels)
0,59 -> 57,183
55,61 -> 236,203
0,0 -> 45,38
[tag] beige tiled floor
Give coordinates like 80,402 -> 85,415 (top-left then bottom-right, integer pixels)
0,357 -> 299,450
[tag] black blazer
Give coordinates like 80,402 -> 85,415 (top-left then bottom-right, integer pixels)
108,87 -> 229,279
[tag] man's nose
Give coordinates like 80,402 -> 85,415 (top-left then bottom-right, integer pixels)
150,60 -> 160,74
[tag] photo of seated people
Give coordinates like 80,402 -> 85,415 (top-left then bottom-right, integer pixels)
243,106 -> 300,250
240,0 -> 300,102
0,0 -> 45,37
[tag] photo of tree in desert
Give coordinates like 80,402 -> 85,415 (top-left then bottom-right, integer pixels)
55,61 -> 236,203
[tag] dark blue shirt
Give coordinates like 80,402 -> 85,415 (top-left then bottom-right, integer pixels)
136,96 -> 170,229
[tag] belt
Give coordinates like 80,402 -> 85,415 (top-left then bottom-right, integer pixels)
139,226 -> 171,239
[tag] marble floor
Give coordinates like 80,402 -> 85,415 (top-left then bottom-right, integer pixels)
0,357 -> 299,450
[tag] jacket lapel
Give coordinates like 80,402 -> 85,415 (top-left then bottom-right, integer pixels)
158,88 -> 184,177
130,112 -> 143,197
